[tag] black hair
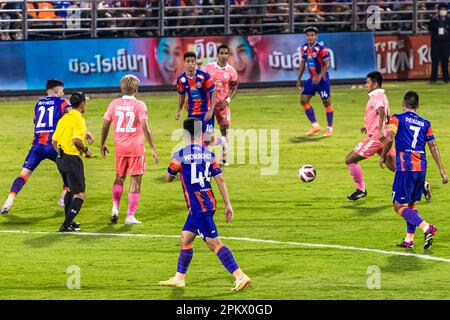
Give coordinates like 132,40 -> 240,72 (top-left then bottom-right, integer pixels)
366,71 -> 383,87
304,26 -> 319,34
183,51 -> 197,60
438,2 -> 448,10
70,92 -> 86,109
217,44 -> 229,54
183,117 -> 202,140
403,91 -> 419,109
46,79 -> 64,90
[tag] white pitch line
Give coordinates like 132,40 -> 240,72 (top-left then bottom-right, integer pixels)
1,229 -> 450,263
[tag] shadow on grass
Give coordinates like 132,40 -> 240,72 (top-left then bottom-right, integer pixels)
1,210 -> 62,226
341,203 -> 392,216
290,136 -> 327,144
22,232 -> 64,248
383,254 -> 424,274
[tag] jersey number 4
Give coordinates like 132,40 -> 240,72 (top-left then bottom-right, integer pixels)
115,111 -> 137,133
191,162 -> 211,188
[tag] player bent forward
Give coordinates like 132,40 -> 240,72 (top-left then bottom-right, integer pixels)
159,118 -> 251,291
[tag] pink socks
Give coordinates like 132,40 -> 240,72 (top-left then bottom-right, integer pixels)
347,163 -> 365,191
127,192 -> 140,217
112,184 -> 123,209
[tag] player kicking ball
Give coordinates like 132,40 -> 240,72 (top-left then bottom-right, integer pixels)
204,44 -> 239,166
380,91 -> 448,249
296,26 -> 334,137
100,75 -> 158,225
159,118 -> 251,291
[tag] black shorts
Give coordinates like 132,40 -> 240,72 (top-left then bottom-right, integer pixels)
56,154 -> 85,194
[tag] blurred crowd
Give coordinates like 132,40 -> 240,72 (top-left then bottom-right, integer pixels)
0,0 -> 449,40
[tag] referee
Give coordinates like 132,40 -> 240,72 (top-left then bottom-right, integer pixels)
52,92 -> 92,232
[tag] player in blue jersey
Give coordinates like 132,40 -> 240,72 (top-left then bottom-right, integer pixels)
297,26 -> 334,137
0,80 -> 94,215
159,118 -> 251,291
380,91 -> 448,249
175,51 -> 220,147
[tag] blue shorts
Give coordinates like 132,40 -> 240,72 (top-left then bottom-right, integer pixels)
392,171 -> 426,204
23,144 -> 58,171
191,115 -> 215,135
183,210 -> 218,240
302,78 -> 331,99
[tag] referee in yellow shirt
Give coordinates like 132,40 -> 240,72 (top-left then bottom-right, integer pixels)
52,92 -> 92,232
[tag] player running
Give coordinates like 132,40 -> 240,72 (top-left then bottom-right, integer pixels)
159,118 -> 251,291
0,79 -> 93,215
100,75 -> 158,225
204,44 -> 238,166
345,71 -> 396,200
380,91 -> 448,249
175,51 -> 216,146
296,26 -> 334,137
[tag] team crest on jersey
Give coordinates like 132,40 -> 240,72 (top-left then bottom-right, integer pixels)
196,81 -> 202,88
181,77 -> 186,83
224,72 -> 229,79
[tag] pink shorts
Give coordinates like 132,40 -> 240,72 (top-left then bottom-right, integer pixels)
115,155 -> 146,177
353,138 -> 384,158
215,104 -> 231,126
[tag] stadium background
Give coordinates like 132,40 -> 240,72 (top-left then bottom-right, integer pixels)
1,1 -> 450,301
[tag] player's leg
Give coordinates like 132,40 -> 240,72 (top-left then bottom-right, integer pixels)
345,149 -> 368,200
159,229 -> 197,287
318,80 -> 333,137
111,174 -> 125,224
46,144 -> 69,208
1,145 -> 44,214
202,118 -> 215,148
301,92 -> 320,136
219,125 -> 229,166
125,174 -> 143,225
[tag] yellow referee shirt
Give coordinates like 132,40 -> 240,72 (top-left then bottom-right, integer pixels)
52,109 -> 86,156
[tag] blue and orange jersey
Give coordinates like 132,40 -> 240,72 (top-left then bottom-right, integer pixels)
167,143 -> 222,215
32,96 -> 70,145
388,112 -> 435,172
301,41 -> 330,81
176,69 -> 215,117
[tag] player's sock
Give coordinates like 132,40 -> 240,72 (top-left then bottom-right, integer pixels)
64,191 -> 72,216
399,207 -> 424,228
406,222 -> 416,234
215,244 -> 239,274
127,192 -> 140,217
302,103 -> 317,124
10,176 -> 28,196
325,105 -> 334,128
347,163 -> 365,191
177,245 -> 193,274
112,184 -> 123,210
63,197 -> 84,227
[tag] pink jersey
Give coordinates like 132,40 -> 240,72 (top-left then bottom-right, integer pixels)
204,62 -> 238,102
365,89 -> 390,139
103,96 -> 148,157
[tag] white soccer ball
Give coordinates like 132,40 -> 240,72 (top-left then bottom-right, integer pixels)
298,164 -> 316,183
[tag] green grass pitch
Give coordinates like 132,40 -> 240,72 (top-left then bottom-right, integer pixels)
0,81 -> 449,300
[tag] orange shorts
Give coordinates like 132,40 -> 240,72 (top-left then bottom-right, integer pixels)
115,155 -> 146,177
353,138 -> 394,158
215,105 -> 231,126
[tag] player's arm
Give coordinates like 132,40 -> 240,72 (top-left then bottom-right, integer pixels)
204,89 -> 216,121
376,107 -> 386,143
297,59 -> 306,90
176,93 -> 185,120
428,139 -> 449,184
73,121 -> 92,158
100,119 -> 112,158
213,174 -> 234,223
52,139 -> 58,152
380,130 -> 396,168
314,59 -> 330,85
165,158 -> 181,182
85,129 -> 94,145
165,172 -> 176,182
140,119 -> 158,165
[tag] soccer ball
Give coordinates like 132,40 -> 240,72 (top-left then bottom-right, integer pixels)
298,164 -> 316,182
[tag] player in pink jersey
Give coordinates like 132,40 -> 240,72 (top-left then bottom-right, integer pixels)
100,75 -> 158,225
204,44 -> 239,166
345,71 -> 396,201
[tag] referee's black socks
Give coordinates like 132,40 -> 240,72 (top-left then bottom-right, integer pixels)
63,197 -> 84,227
64,191 -> 72,217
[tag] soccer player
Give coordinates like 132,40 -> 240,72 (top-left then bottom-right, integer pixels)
175,51 -> 216,146
296,26 -> 334,137
100,75 -> 158,225
0,80 -> 91,214
204,44 -> 239,166
159,118 -> 251,291
380,91 -> 448,249
52,92 -> 92,232
345,71 -> 396,201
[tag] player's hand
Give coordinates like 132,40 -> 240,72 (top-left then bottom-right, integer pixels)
440,170 -> 449,184
175,111 -> 181,120
85,149 -> 93,158
378,130 -> 386,143
224,205 -> 234,223
379,156 -> 386,169
361,127 -> 367,134
101,144 -> 109,158
86,132 -> 95,145
152,147 -> 158,165
312,76 -> 320,85
296,80 -> 303,91
204,111 -> 213,121
220,100 -> 228,110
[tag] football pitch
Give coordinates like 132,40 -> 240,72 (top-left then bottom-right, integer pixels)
0,81 -> 449,300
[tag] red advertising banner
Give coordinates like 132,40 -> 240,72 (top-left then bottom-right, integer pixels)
375,35 -> 450,80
